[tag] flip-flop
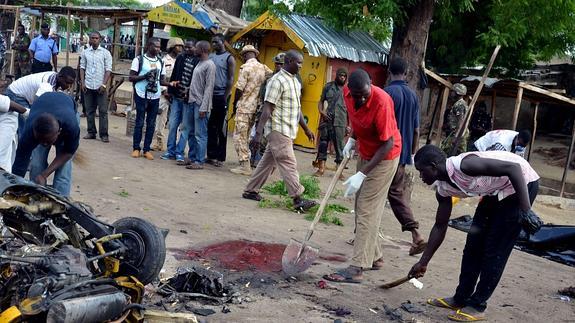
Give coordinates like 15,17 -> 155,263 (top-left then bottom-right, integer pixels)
186,163 -> 204,170
323,269 -> 362,284
409,240 -> 428,256
427,298 -> 461,310
369,258 -> 384,270
177,158 -> 192,166
447,309 -> 486,322
345,238 -> 354,246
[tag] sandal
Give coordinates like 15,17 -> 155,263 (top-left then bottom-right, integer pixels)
369,258 -> 384,270
448,309 -> 485,322
177,158 -> 192,166
409,240 -> 428,256
427,298 -> 461,310
185,163 -> 204,170
293,199 -> 317,212
323,268 -> 363,284
242,191 -> 263,201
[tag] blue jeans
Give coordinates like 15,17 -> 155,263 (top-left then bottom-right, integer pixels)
166,98 -> 187,156
133,95 -> 159,152
29,112 -> 80,197
188,102 -> 209,164
4,88 -> 30,139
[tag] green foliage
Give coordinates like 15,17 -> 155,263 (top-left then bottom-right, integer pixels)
116,189 -> 130,198
262,175 -> 320,200
241,0 -> 274,21
304,204 -> 348,226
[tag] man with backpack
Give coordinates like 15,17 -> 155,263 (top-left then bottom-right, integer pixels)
129,37 -> 172,160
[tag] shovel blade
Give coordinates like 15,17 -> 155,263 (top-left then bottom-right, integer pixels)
281,239 -> 319,276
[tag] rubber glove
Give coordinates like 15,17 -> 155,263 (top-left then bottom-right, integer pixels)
343,171 -> 366,197
22,108 -> 30,119
342,138 -> 356,158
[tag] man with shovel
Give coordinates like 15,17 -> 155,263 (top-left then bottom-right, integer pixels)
324,69 -> 402,283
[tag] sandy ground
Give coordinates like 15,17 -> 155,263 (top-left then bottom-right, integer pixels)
61,115 -> 575,322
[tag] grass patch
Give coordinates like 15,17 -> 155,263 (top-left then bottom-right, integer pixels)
304,204 -> 349,226
262,175 -> 320,200
116,189 -> 130,198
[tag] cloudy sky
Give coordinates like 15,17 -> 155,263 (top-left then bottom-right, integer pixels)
145,0 -> 171,6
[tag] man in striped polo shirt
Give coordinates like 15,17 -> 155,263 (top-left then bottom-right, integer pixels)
242,50 -> 317,212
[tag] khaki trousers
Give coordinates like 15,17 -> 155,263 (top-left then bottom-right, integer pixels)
351,157 -> 399,268
154,95 -> 170,145
245,131 -> 304,198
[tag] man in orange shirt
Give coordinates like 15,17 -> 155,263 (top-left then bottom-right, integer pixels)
324,69 -> 402,283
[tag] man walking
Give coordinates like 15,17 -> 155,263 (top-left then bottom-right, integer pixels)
129,37 -> 170,160
161,39 -> 199,163
324,69 -> 401,283
80,31 -> 112,143
206,34 -> 235,167
152,37 -> 183,151
12,24 -> 31,79
383,57 -> 426,255
230,45 -> 272,176
242,50 -> 317,212
312,67 -> 348,178
29,23 -> 59,73
185,40 -> 216,170
12,92 -> 80,197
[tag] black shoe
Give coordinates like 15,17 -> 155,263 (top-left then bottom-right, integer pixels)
242,191 -> 263,201
101,136 -> 110,143
83,134 -> 96,139
293,198 -> 317,212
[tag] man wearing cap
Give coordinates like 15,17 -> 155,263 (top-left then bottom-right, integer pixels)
230,45 -> 272,176
441,83 -> 468,156
29,23 -> 59,73
153,37 -> 184,151
80,31 -> 112,143
312,67 -> 348,178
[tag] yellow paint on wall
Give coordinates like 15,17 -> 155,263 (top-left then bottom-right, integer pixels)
147,1 -> 203,30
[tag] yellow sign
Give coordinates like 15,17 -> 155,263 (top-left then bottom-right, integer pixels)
147,1 -> 204,30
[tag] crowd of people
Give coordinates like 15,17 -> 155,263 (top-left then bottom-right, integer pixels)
0,29 -> 547,322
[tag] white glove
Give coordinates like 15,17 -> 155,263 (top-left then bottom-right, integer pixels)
22,108 -> 30,119
343,171 -> 366,197
343,138 -> 356,158
408,154 -> 415,167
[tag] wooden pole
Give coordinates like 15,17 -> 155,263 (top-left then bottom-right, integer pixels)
435,86 -> 450,145
32,0 -> 38,33
426,87 -> 442,144
65,6 -> 71,67
9,7 -> 20,75
135,16 -> 142,58
527,102 -> 539,162
490,90 -> 497,128
112,19 -> 120,70
512,87 -> 524,130
560,119 -> 575,197
450,45 -> 501,156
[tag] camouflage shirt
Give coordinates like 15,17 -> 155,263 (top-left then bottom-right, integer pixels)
12,33 -> 31,63
0,33 -> 6,61
445,98 -> 468,136
235,58 -> 272,115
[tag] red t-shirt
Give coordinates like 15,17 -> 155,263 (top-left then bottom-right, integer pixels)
344,85 -> 402,160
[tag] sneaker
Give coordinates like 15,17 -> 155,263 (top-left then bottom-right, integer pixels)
131,150 -> 141,158
175,155 -> 185,163
161,152 -> 175,160
101,136 -> 109,143
293,198 -> 317,212
83,134 -> 96,140
143,151 -> 154,160
242,191 -> 263,201
230,162 -> 252,176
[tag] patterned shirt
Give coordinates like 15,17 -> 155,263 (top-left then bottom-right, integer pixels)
320,81 -> 347,127
80,46 -> 112,90
0,33 -> 6,61
435,151 -> 540,201
235,58 -> 272,115
444,98 -> 468,135
11,33 -> 30,63
160,53 -> 176,92
29,35 -> 59,63
264,69 -> 302,139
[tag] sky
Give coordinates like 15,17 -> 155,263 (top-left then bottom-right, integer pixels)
145,0 -> 171,6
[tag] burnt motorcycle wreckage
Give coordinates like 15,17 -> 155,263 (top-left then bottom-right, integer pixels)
0,170 -> 166,322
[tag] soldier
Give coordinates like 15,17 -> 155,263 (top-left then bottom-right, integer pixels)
12,24 -> 31,79
230,45 -> 272,176
441,83 -> 468,156
312,67 -> 348,178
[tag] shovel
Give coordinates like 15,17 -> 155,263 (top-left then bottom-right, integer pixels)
282,156 -> 349,276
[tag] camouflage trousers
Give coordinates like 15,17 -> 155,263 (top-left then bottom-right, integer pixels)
441,131 -> 468,157
14,61 -> 31,79
233,112 -> 256,163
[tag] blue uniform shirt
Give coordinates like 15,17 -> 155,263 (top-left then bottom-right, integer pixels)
12,92 -> 79,177
29,35 -> 59,63
384,80 -> 420,165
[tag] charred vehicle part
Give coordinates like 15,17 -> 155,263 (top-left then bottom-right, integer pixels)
0,170 -> 166,322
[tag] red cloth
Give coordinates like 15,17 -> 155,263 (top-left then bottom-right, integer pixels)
344,85 -> 402,160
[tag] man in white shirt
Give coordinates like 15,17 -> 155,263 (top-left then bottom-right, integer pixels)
80,31 -> 112,142
0,95 -> 29,172
473,129 -> 531,158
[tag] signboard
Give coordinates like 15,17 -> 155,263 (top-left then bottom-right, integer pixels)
148,1 -> 204,29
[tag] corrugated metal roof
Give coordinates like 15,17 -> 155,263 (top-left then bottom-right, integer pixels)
176,0 -> 248,32
279,14 -> 389,64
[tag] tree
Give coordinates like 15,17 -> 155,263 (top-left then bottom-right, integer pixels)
204,0 -> 244,17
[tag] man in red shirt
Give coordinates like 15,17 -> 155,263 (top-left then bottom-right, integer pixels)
324,69 -> 401,283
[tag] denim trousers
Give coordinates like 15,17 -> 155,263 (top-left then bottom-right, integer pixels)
187,102 -> 209,164
165,98 -> 187,156
133,95 -> 159,152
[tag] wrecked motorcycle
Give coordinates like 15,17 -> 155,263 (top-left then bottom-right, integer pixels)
0,170 -> 166,322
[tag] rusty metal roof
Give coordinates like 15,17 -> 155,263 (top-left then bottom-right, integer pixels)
26,4 -> 147,20
279,14 -> 389,64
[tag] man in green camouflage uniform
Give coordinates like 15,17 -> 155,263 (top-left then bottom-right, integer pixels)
230,45 -> 273,176
441,83 -> 468,156
313,67 -> 348,178
11,25 -> 31,79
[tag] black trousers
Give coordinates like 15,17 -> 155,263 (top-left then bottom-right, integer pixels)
453,180 -> 539,312
31,59 -> 52,73
84,89 -> 109,137
207,94 -> 228,162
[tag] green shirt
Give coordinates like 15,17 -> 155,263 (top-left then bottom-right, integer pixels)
320,81 -> 347,127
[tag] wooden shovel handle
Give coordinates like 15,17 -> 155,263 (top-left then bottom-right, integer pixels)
379,276 -> 410,289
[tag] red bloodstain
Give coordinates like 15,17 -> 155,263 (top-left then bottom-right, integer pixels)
185,240 -> 286,272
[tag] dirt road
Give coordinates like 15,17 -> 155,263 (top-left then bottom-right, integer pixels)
68,115 -> 574,322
